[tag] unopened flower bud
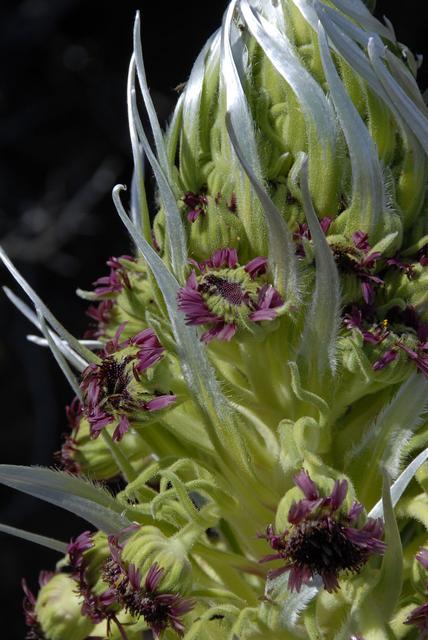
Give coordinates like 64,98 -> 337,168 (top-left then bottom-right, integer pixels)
35,573 -> 94,640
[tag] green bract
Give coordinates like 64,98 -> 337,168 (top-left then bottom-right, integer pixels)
2,0 -> 428,638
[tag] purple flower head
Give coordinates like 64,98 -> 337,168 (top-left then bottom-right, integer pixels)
93,255 -> 135,297
386,254 -> 416,279
372,348 -> 398,371
419,245 -> 428,267
293,217 -> 332,257
417,548 -> 428,571
183,191 -> 208,223
405,601 -> 428,636
352,231 -> 370,252
331,234 -> 384,305
399,341 -> 428,378
67,530 -> 94,575
405,548 -> 428,637
63,531 -> 127,636
22,572 -> 54,640
80,328 -> 175,440
85,299 -> 115,339
56,397 -> 83,474
103,540 -> 194,638
177,248 -> 283,343
260,471 -> 386,593
343,306 -> 364,330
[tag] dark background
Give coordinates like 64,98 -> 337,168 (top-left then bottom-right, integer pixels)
0,1 -> 425,636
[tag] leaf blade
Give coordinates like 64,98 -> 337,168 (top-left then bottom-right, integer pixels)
0,465 -> 130,534
0,523 -> 67,554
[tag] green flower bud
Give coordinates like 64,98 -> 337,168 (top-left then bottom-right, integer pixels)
35,573 -> 93,640
159,0 -> 428,261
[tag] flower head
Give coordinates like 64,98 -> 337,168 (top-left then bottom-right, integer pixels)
22,572 -> 53,640
405,603 -> 428,637
405,548 -> 428,636
103,536 -> 194,637
85,299 -> 115,339
93,255 -> 135,297
260,471 -> 386,592
67,530 -> 94,575
331,232 -> 383,305
183,191 -> 208,223
80,326 -> 175,440
177,248 -> 283,343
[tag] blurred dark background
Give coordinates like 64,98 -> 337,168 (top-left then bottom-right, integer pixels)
0,0 -> 426,636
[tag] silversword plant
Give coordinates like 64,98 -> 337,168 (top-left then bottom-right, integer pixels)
1,0 -> 428,638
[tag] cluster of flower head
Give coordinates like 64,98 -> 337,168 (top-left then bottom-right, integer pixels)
2,0 -> 428,639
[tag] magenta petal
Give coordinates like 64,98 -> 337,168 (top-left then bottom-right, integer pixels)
209,248 -> 238,269
288,499 -> 321,525
417,548 -> 428,570
245,256 -> 268,278
287,565 -> 312,592
145,563 -> 164,592
127,563 -> 142,590
320,217 -> 333,234
249,308 -> 277,321
145,394 -> 176,411
293,470 -> 319,500
352,230 -> 370,251
187,209 -> 200,223
322,571 -> 340,592
201,323 -> 236,343
329,479 -> 348,511
362,331 -> 381,345
113,415 -> 130,441
405,600 -> 428,630
347,501 -> 364,522
373,349 -> 398,371
361,281 -> 374,305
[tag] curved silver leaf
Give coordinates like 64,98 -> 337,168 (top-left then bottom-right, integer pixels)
299,155 -> 341,373
128,58 -> 188,279
369,446 -> 428,519
225,112 -> 299,300
36,311 -> 83,400
368,37 -> 428,154
318,20 -> 384,236
241,0 -> 337,156
221,0 -> 262,178
0,251 -> 96,364
133,12 -> 171,182
181,30 -> 220,177
127,52 -> 150,241
0,523 -> 67,554
0,465 -> 130,534
3,287 -> 88,372
328,0 -> 395,42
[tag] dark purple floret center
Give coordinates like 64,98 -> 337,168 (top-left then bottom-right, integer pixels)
288,518 -> 367,575
124,592 -> 170,625
200,274 -> 246,305
99,357 -> 131,398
